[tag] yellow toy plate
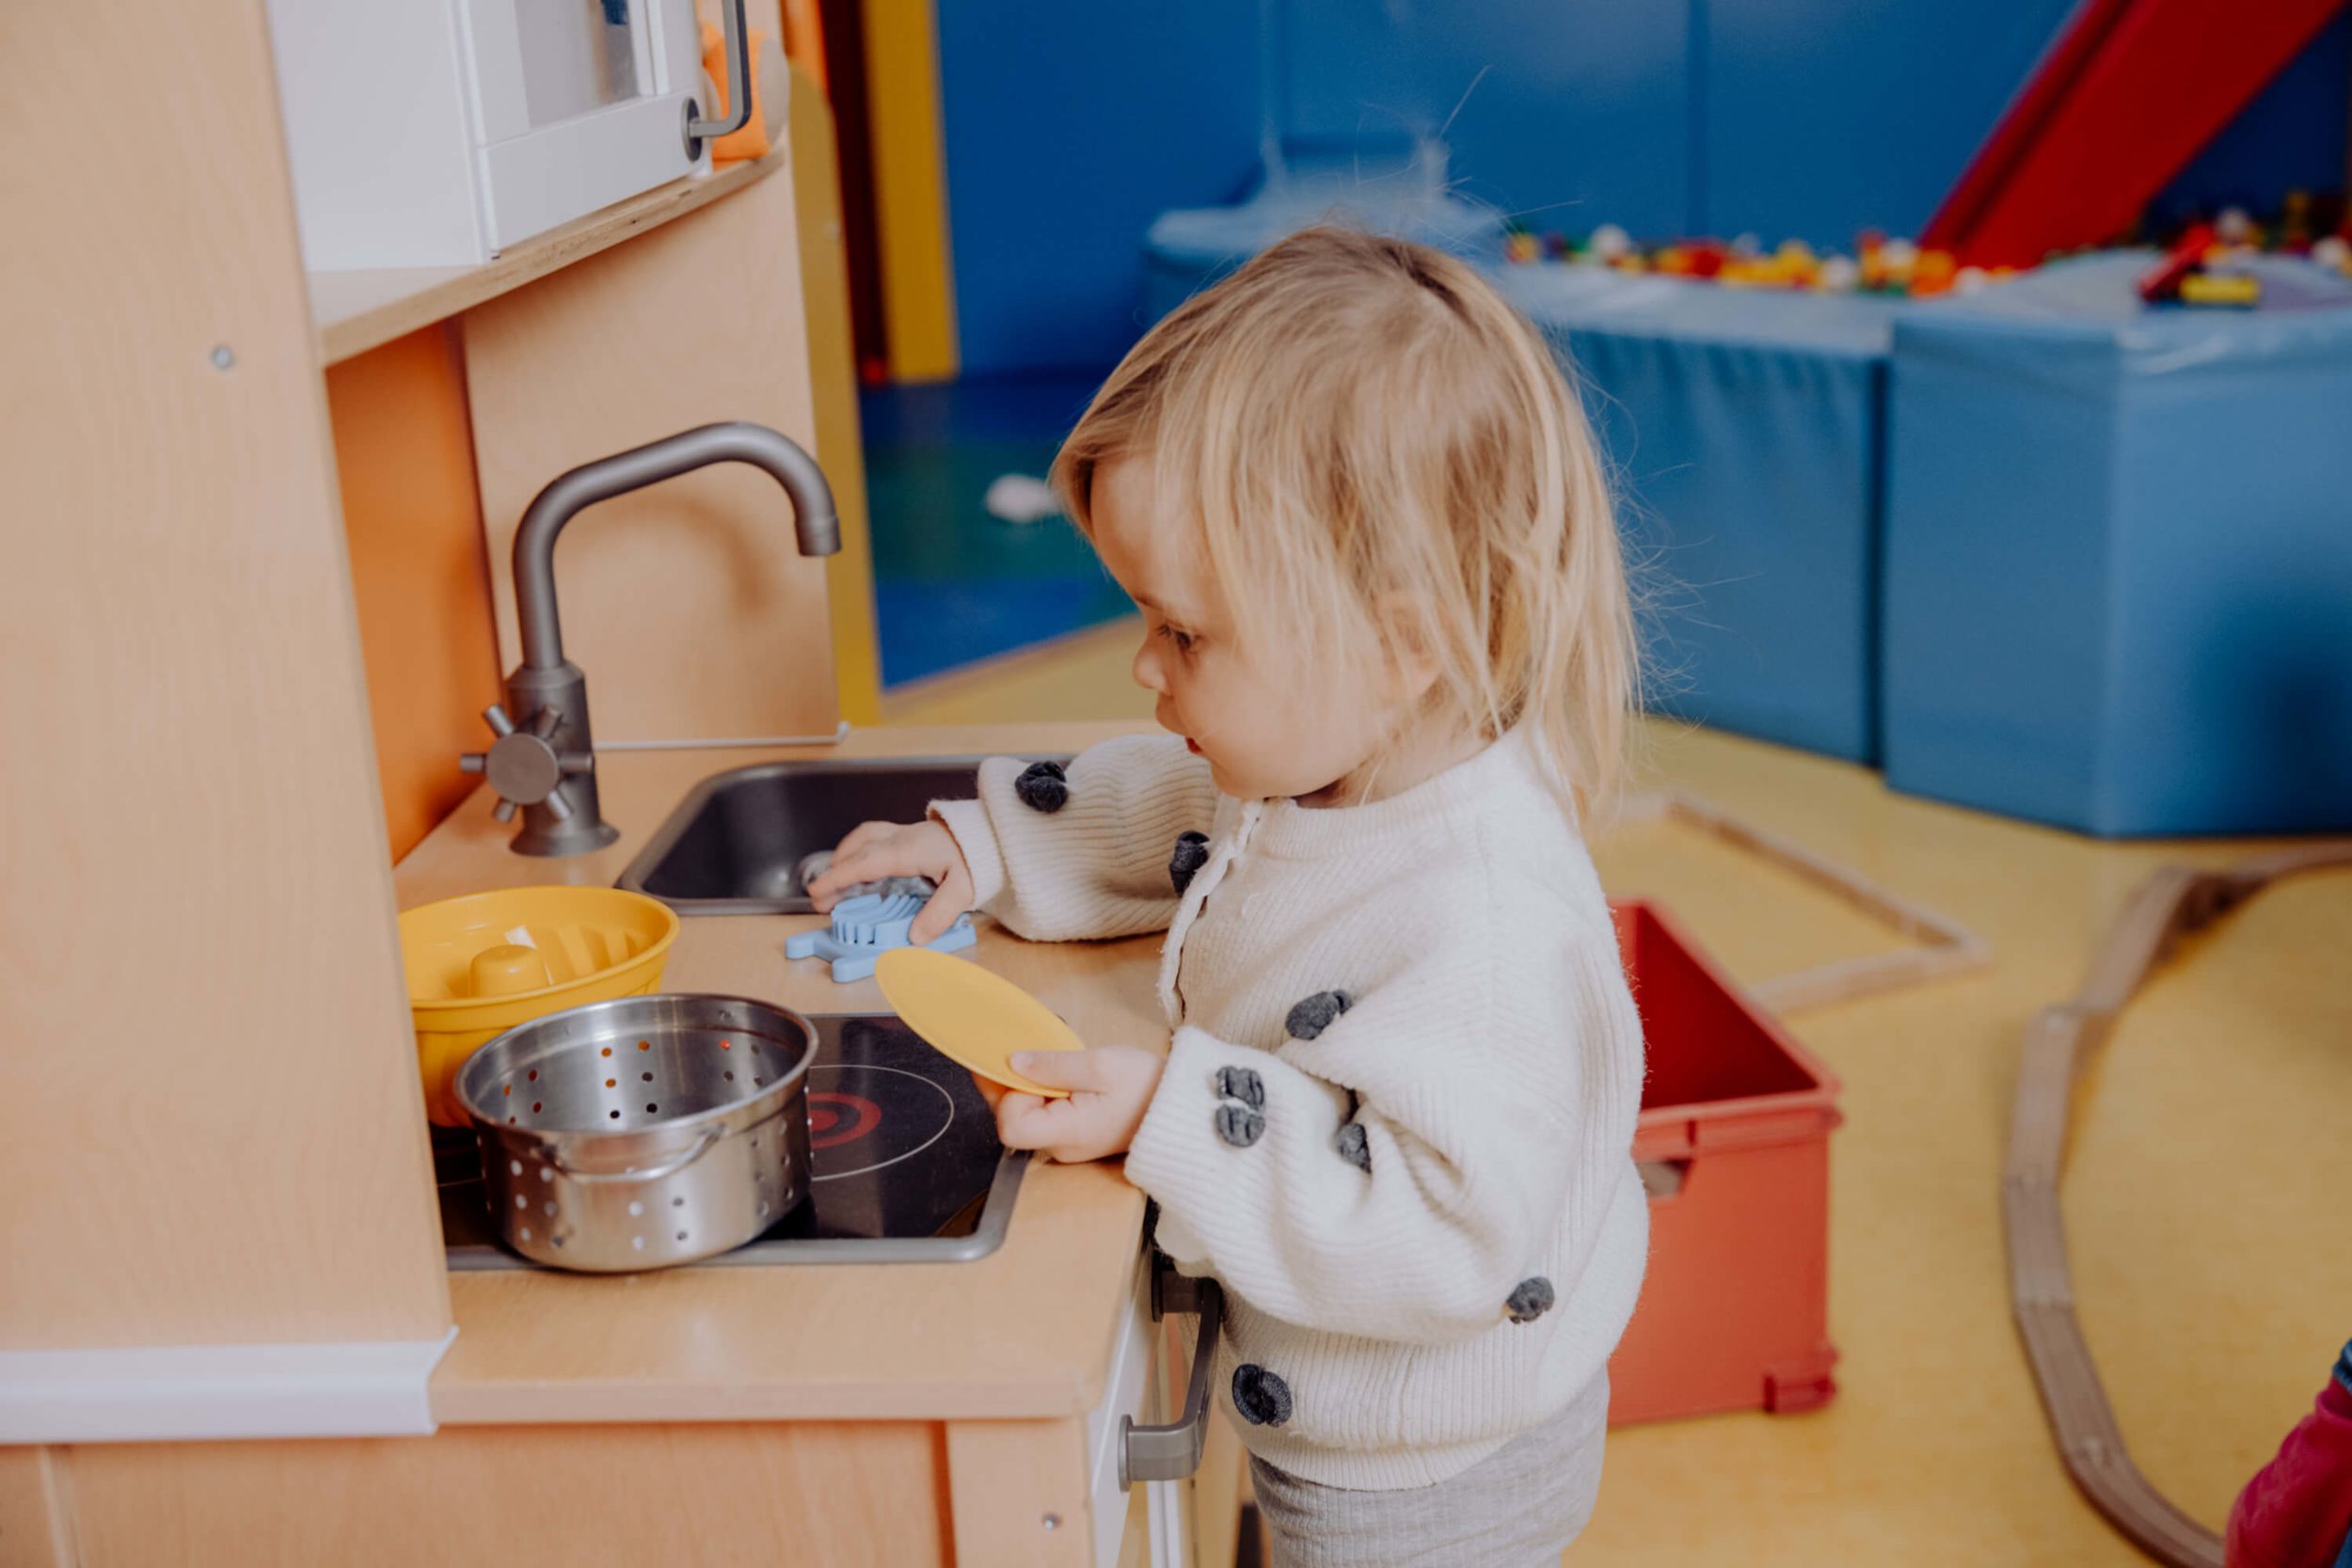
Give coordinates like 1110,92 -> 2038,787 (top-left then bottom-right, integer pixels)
874,947 -> 1083,1098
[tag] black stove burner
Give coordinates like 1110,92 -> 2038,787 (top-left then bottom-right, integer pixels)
809,1090 -> 882,1148
437,1013 -> 1015,1265
763,1017 -> 1003,1242
804,1061 -> 954,1177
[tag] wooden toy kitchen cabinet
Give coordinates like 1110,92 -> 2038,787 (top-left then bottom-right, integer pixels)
0,3 -> 1236,1562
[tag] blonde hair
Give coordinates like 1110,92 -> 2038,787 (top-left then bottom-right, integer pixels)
1054,225 -> 1636,814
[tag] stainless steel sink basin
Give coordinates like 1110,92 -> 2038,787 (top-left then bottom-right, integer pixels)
616,755 -> 1066,914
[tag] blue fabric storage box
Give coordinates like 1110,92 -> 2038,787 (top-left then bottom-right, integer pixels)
1883,253 -> 2352,836
1495,265 -> 1908,761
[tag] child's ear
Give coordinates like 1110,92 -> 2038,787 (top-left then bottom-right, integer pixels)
1374,592 -> 1445,708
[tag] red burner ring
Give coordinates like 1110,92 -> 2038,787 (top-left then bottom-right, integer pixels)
808,1091 -> 882,1149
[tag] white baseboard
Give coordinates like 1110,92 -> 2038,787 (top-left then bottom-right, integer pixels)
0,1329 -> 458,1443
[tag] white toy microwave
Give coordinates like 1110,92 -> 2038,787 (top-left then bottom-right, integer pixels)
265,0 -> 749,270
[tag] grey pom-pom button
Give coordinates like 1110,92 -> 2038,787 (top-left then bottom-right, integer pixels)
1504,1276 -> 1556,1324
1014,760 -> 1069,813
1231,1364 -> 1294,1426
1214,1103 -> 1264,1148
1284,990 -> 1352,1041
1333,1122 -> 1371,1171
1169,831 -> 1211,895
1214,1065 -> 1265,1110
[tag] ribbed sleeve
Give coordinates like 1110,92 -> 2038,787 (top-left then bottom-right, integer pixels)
929,734 -> 1218,942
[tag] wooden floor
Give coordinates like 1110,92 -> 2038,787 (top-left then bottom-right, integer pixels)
882,619 -> 2352,1565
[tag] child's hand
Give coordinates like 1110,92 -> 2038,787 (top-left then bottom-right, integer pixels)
807,819 -> 974,942
984,1047 -> 1165,1164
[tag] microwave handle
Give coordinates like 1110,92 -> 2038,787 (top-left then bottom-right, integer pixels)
683,0 -> 750,155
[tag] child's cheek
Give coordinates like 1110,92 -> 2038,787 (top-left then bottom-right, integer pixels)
1166,672 -> 1203,742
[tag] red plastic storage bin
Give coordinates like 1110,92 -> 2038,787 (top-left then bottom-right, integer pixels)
1606,900 -> 1844,1425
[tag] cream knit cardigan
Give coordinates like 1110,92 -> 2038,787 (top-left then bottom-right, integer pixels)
932,729 -> 1648,1490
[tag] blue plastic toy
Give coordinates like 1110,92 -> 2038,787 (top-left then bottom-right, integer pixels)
786,891 -> 976,982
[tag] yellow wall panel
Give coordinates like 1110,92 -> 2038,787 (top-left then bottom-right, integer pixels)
861,0 -> 959,381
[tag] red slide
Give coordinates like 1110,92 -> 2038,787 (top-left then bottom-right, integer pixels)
1924,0 -> 2348,267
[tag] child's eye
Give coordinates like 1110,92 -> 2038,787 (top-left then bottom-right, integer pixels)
1157,624 -> 1197,654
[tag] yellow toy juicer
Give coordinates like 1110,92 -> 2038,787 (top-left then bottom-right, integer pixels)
399,885 -> 679,1124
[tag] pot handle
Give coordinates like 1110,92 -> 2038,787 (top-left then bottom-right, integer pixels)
550,1126 -> 721,1184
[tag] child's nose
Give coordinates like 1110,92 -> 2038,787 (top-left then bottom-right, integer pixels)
1131,638 -> 1168,694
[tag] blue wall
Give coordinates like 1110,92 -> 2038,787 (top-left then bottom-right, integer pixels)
935,0 -> 2352,376
1268,0 -> 2076,249
934,2 -> 1263,376
1698,0 -> 2082,247
1278,0 -> 1692,241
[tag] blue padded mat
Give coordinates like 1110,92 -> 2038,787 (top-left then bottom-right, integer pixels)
1495,264 -> 1909,760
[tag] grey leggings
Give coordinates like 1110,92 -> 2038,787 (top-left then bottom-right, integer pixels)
1248,1373 -> 1611,1568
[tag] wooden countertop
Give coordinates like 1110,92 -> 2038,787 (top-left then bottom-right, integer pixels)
395,722 -> 1162,1427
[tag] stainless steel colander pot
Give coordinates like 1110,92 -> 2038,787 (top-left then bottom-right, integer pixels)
454,993 -> 816,1272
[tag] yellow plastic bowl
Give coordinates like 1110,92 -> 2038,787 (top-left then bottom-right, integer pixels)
399,886 -> 680,1125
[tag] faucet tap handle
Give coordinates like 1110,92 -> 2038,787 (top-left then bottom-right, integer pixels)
461,702 -> 582,822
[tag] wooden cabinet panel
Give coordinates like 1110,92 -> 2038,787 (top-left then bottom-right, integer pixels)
8,1413 -> 1232,1568
786,62 -> 884,725
326,325 -> 504,861
1189,1410 -> 1247,1568
0,1448 -> 78,1568
0,0 -> 448,1351
462,164 -> 839,746
946,1418 -> 1094,1568
56,1422 -> 946,1568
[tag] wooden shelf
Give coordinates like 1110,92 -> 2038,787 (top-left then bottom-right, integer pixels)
311,150 -> 784,366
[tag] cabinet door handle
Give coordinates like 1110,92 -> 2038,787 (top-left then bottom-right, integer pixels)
1120,1248 -> 1224,1487
684,0 -> 751,154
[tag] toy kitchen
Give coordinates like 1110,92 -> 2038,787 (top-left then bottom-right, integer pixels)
3,0 -> 1234,1562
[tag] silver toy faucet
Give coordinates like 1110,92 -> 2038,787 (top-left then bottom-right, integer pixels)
460,422 -> 841,856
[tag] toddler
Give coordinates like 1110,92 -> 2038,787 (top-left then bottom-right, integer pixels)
812,227 -> 1647,1566
2228,1338 -> 2352,1567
